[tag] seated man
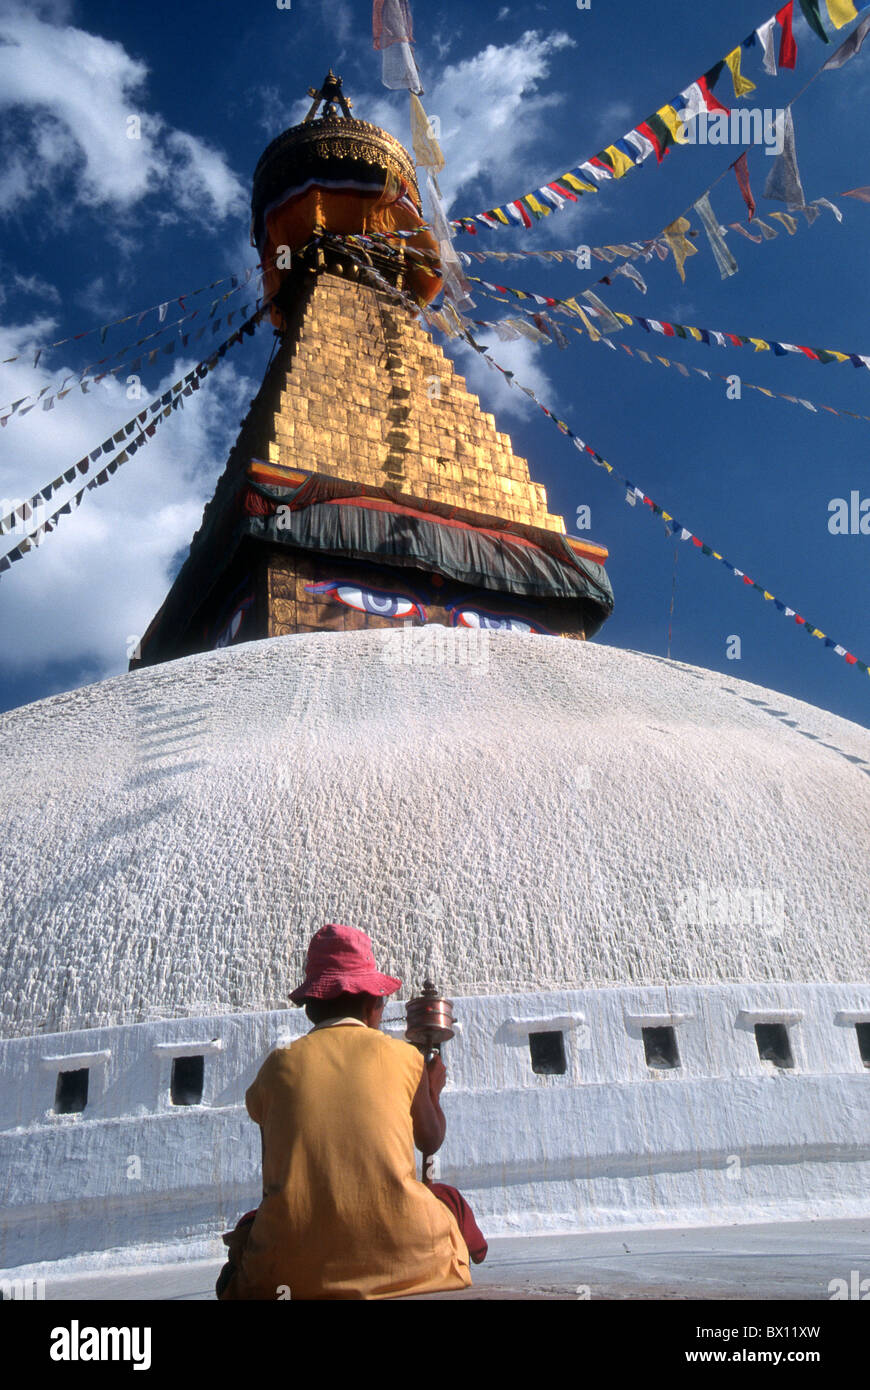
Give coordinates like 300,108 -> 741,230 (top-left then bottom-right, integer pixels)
218,923 -> 486,1300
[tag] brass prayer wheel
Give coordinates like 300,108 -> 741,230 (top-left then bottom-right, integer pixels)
404,979 -> 455,1056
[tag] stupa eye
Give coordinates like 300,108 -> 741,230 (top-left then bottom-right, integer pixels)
305,582 -> 424,622
214,600 -> 252,648
451,608 -> 543,634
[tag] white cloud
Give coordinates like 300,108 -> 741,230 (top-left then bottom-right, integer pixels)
594,99 -> 633,138
0,313 -> 258,681
0,7 -> 245,223
445,333 -> 561,425
315,0 -> 352,47
361,29 -> 577,210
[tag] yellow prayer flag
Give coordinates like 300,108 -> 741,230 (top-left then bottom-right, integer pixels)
657,356 -> 670,367
825,350 -> 849,362
825,0 -> 857,27
603,144 -> 635,178
493,208 -> 510,225
656,105 -> 689,144
769,211 -> 797,234
724,47 -> 756,97
561,173 -> 597,193
812,629 -> 824,639
712,552 -> 723,560
749,338 -> 770,352
615,312 -> 633,326
409,94 -> 445,173
662,511 -> 673,522
763,592 -> 775,601
688,327 -> 703,341
662,216 -> 698,283
576,307 -> 601,342
524,194 -> 550,217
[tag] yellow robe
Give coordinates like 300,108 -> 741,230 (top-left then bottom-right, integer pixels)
226,1021 -> 472,1300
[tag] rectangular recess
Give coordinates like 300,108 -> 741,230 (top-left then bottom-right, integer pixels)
171,1054 -> 204,1106
642,1026 -> 680,1070
529,1030 -> 567,1075
55,1068 -> 89,1114
755,1022 -> 794,1069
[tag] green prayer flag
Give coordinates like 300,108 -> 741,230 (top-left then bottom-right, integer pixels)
798,0 -> 831,41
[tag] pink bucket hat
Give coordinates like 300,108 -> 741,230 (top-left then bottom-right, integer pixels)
289,923 -> 402,1003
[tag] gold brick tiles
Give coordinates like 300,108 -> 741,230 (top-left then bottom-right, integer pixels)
261,270 -> 567,534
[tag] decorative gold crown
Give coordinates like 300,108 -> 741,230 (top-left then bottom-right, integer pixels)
254,117 -> 420,202
252,72 -> 421,235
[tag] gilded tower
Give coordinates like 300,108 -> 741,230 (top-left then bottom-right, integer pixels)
133,74 -> 613,665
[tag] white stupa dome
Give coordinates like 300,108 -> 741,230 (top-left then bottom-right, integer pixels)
1,628 -> 868,1041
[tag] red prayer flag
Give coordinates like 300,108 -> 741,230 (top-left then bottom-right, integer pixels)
697,74 -> 730,116
777,2 -> 797,69
637,120 -> 666,162
732,152 -> 756,221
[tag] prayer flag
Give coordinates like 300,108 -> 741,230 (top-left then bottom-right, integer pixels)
732,151 -> 756,220
824,0 -> 857,26
798,0 -> 830,42
410,94 -> 445,171
823,11 -> 870,64
764,109 -> 805,209
662,217 -> 697,282
637,120 -> 670,163
656,105 -> 689,144
694,194 -> 738,279
722,223 -> 756,243
756,16 -> 779,73
777,2 -> 798,66
723,47 -> 756,96
623,130 -> 656,162
603,144 -> 635,178
374,0 -> 421,91
769,210 -> 798,233
581,290 -> 622,334
812,197 -> 842,220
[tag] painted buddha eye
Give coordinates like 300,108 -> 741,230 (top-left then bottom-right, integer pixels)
214,598 -> 252,647
452,609 -> 538,633
305,582 -> 425,621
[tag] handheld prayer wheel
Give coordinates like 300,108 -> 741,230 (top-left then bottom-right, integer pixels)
405,980 -> 455,1184
404,979 -> 455,1062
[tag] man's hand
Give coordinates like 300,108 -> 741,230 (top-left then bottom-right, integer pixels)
426,1052 -> 446,1101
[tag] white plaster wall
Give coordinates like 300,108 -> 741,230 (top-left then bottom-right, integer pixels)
1,632 -> 869,1040
1,983 -> 868,1271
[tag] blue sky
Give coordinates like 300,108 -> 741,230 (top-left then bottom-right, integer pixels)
1,0 -> 869,729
